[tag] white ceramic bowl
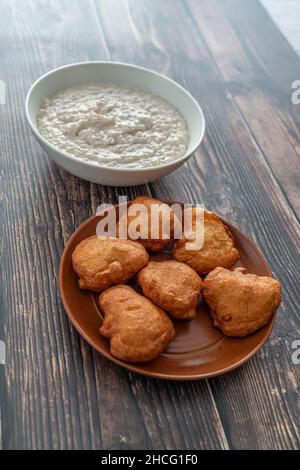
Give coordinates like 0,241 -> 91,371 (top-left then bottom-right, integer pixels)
25,62 -> 205,186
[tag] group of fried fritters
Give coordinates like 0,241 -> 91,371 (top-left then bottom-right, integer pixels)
72,196 -> 281,363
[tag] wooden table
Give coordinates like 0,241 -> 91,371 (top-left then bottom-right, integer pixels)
0,0 -> 299,450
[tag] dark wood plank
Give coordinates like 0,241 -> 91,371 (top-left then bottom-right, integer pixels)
187,0 -> 300,217
210,340 -> 300,449
1,0 -> 299,450
0,0 -> 228,450
0,0 -> 151,450
0,195 -> 4,451
94,0 -> 300,449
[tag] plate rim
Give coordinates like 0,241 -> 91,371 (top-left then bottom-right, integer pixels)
58,203 -> 277,381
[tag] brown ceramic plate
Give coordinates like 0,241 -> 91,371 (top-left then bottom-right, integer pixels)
59,202 -> 277,380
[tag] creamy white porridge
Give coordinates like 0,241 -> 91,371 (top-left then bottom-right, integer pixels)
37,83 -> 189,168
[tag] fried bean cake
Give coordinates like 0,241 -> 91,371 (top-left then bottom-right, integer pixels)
138,260 -> 203,319
117,196 -> 175,252
72,236 -> 148,292
173,209 -> 239,274
203,267 -> 281,337
99,285 -> 175,362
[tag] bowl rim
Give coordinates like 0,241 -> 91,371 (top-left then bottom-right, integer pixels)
25,61 -> 206,173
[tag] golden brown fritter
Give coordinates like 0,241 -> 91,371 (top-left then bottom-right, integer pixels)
72,236 -> 149,292
138,260 -> 203,319
173,209 -> 239,274
117,196 -> 174,252
203,267 -> 281,337
99,285 -> 175,362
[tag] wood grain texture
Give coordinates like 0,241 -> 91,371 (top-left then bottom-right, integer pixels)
94,0 -> 300,450
188,0 -> 300,218
0,0 -> 228,450
0,0 -> 299,450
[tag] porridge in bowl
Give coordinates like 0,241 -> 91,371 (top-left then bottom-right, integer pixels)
37,83 -> 189,168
